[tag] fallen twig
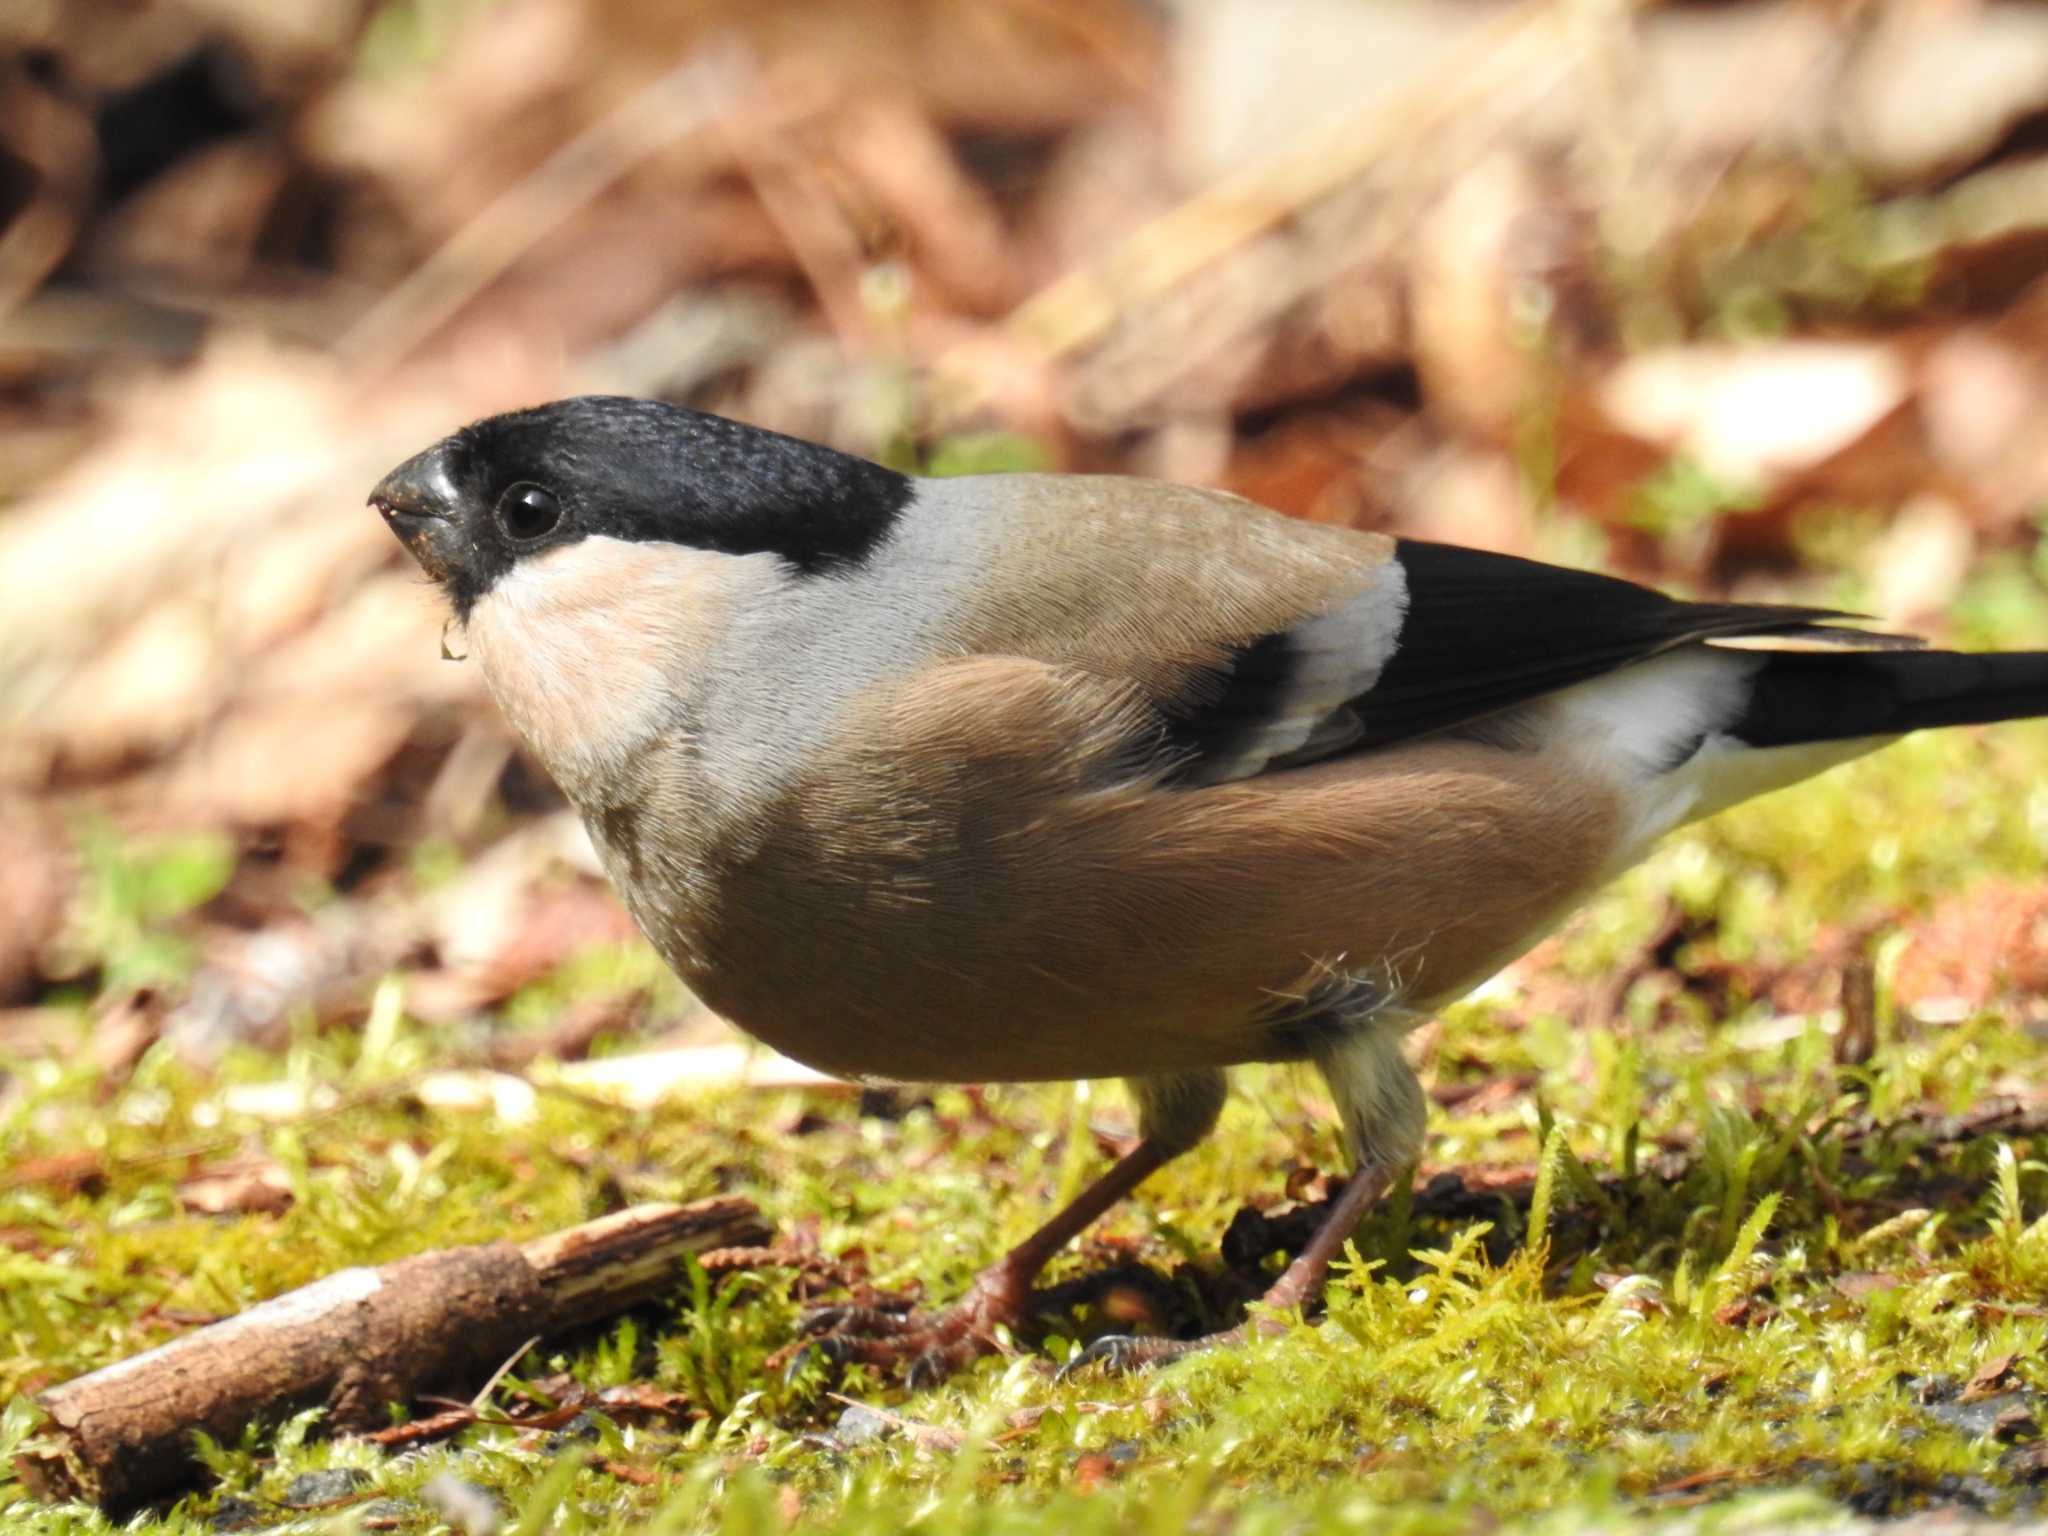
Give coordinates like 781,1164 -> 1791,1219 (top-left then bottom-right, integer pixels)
17,1197 -> 767,1509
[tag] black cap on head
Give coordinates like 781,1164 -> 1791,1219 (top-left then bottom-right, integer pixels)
369,396 -> 913,617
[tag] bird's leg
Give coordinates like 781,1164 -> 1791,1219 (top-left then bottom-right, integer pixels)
1060,1161 -> 1393,1373
796,1139 -> 1171,1386
1252,1160 -> 1395,1312
1064,1020 -> 1419,1374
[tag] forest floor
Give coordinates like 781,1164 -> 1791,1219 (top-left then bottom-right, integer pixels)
17,1 -> 2048,1529
12,569 -> 2048,1534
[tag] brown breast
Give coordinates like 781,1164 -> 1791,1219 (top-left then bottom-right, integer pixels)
662,658 -> 1622,1084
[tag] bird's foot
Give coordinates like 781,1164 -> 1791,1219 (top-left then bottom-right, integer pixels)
1057,1311 -> 1285,1378
1056,1329 -> 1221,1376
789,1262 -> 1037,1389
1060,1164 -> 1397,1377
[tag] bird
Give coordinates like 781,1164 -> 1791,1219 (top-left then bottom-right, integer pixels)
372,393 -> 2048,1381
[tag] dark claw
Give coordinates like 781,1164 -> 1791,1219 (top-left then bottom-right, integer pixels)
1057,1335 -> 1143,1379
782,1332 -> 890,1384
789,1278 -> 1028,1385
904,1346 -> 956,1392
1056,1333 -> 1203,1379
786,1313 -> 987,1385
782,1340 -> 825,1385
799,1303 -> 915,1338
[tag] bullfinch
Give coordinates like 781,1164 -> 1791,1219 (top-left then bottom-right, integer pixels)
372,395 -> 2048,1378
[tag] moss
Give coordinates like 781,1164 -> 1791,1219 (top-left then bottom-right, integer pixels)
12,595 -> 2048,1533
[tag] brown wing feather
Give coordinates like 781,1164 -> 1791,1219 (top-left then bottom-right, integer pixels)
914,479 -> 1872,785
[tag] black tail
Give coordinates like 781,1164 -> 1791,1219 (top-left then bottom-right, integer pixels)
1732,648 -> 2048,748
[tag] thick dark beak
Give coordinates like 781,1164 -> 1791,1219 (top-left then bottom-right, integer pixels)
369,441 -> 462,581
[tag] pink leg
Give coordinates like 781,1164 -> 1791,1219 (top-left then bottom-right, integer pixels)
1255,1163 -> 1393,1316
796,1141 -> 1169,1385
1061,1163 -> 1394,1374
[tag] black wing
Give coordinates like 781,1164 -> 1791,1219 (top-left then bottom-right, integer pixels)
1157,538 -> 1858,786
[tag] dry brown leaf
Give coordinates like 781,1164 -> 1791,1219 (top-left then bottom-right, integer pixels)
1711,1296 -> 1775,1329
1995,1403 -> 2042,1443
167,697 -> 417,833
1919,328 -> 2040,478
1894,882 -> 2048,1017
1596,342 -> 1910,492
594,1383 -> 698,1421
1071,1452 -> 1121,1489
0,65 -> 94,318
1965,1351 -> 2023,1403
1429,1073 -> 1537,1115
1411,152 -> 1571,443
0,803 -> 71,1003
84,139 -> 294,289
827,92 -> 1023,316
413,1071 -> 541,1125
485,992 -> 646,1069
2,1151 -> 104,1194
90,991 -> 164,1087
1842,3 -> 2048,185
179,1160 -> 294,1216
1868,495 -> 1975,626
548,1043 -> 847,1108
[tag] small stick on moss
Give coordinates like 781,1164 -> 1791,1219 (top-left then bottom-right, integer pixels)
16,1197 -> 768,1511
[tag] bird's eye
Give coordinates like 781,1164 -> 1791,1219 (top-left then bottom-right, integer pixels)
496,483 -> 561,541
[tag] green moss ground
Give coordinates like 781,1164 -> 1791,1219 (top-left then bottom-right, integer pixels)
13,639 -> 2048,1532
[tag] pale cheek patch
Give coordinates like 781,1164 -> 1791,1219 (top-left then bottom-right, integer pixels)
464,538 -> 743,787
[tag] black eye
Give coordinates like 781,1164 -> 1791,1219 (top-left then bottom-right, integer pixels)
496,483 -> 561,541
